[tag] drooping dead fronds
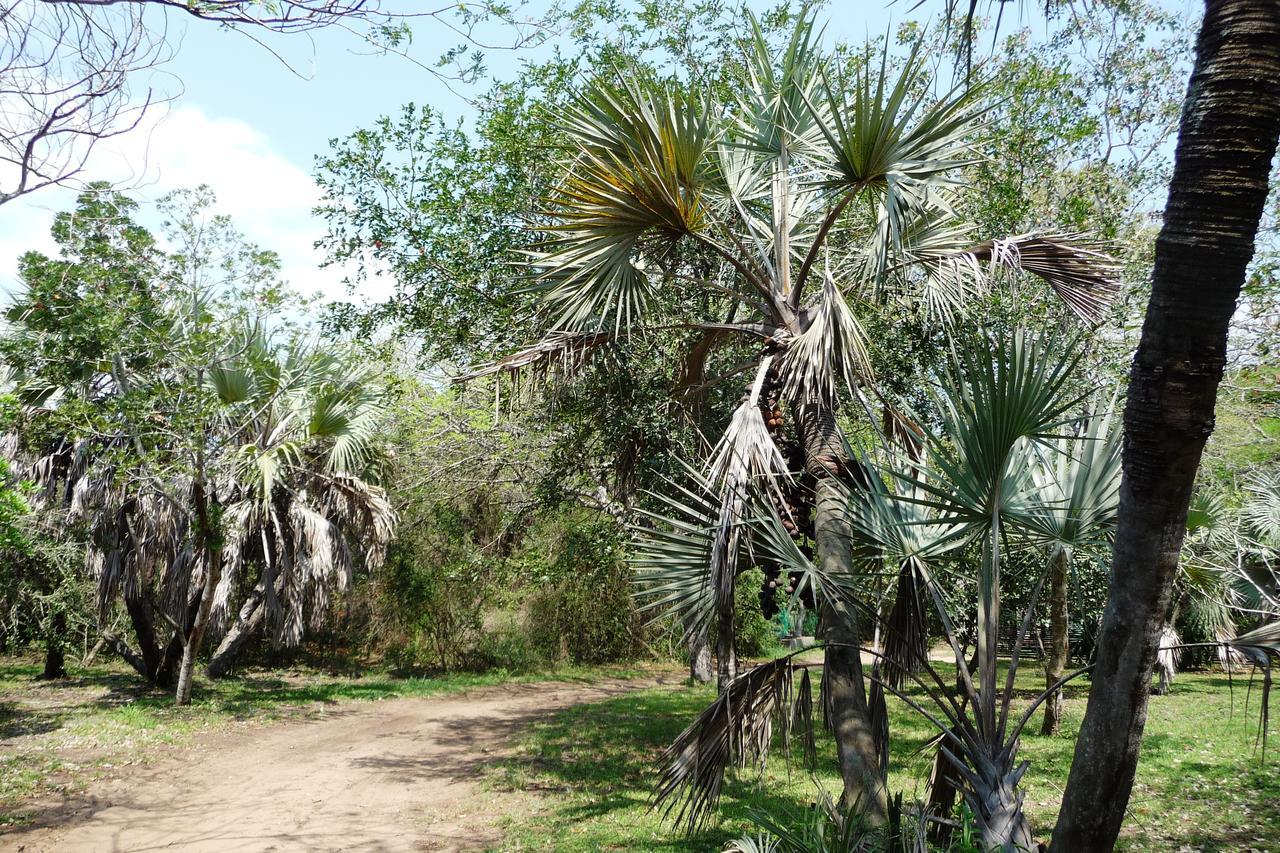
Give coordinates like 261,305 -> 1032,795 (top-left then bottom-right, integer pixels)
781,272 -> 872,404
655,654 -> 815,833
451,330 -> 612,387
965,233 -> 1121,323
705,357 -> 791,616
1155,624 -> 1181,695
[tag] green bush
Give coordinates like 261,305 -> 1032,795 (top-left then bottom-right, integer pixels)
375,506 -> 491,673
476,620 -> 547,673
733,567 -> 785,659
527,521 -> 643,665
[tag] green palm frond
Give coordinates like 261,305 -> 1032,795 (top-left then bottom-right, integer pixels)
808,39 -> 986,257
735,10 -> 827,157
631,462 -> 719,638
1017,399 -> 1122,547
1243,472 -> 1280,549
900,329 -> 1087,528
534,78 -> 721,331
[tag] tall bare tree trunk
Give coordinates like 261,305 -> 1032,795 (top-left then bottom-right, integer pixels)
799,400 -> 888,822
1041,544 -> 1070,735
175,483 -> 222,706
1053,3 -> 1280,847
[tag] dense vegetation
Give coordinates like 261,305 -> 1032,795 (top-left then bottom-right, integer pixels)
1,1 -> 1278,850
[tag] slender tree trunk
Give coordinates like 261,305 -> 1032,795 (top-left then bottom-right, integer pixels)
798,400 -> 888,822
175,552 -> 221,705
207,579 -> 269,679
1053,4 -> 1280,848
41,611 -> 67,680
1041,544 -> 1071,735
175,484 -> 222,706
715,580 -> 737,691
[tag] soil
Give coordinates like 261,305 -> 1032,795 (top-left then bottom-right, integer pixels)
0,677 -> 666,853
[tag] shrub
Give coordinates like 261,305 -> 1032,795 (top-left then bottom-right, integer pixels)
527,520 -> 643,664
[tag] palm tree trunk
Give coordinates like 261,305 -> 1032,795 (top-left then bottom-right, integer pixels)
1053,3 -> 1280,848
1040,544 -> 1070,735
798,400 -> 888,822
208,579 -> 269,679
124,591 -> 164,681
688,624 -> 713,684
715,589 -> 737,691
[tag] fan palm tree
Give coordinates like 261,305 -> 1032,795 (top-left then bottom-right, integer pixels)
1018,405 -> 1122,733
51,322 -> 393,703
472,10 -> 1118,818
869,330 -> 1090,850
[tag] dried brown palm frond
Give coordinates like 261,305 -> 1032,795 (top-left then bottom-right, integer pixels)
655,653 -> 816,833
1154,624 -> 1181,695
450,330 -> 612,386
882,557 -> 929,690
705,357 -> 791,616
964,233 -> 1121,323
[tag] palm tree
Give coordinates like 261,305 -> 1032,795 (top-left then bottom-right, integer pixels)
1018,406 -> 1122,734
475,10 -> 1118,817
201,324 -> 395,678
23,319 -> 394,703
868,330 -> 1089,850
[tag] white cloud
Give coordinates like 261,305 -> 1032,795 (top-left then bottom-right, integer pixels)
0,104 -> 388,306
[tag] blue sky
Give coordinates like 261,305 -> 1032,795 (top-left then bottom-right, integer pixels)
0,0 -> 1196,304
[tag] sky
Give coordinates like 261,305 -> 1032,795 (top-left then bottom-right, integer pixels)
0,0 -> 1197,307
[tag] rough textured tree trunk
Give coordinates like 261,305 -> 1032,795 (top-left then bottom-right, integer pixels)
124,591 -> 164,681
798,400 -> 888,822
1041,544 -> 1070,735
208,580 -> 269,679
1053,3 -> 1280,848
41,611 -> 67,680
688,626 -> 713,684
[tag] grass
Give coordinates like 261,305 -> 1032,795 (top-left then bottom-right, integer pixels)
0,652 -> 649,826
488,663 -> 1280,851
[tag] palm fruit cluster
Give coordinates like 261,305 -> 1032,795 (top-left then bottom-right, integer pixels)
756,338 -> 816,616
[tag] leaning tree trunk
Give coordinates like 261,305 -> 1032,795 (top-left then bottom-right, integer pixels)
1053,3 -> 1280,848
798,400 -> 888,823
207,579 -> 269,678
1040,544 -> 1071,735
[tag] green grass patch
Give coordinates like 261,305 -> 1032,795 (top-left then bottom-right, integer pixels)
489,666 -> 1280,851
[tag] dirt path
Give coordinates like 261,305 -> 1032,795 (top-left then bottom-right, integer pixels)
1,677 -> 667,853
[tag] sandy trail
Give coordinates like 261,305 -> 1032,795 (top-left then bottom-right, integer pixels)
1,677 -> 665,853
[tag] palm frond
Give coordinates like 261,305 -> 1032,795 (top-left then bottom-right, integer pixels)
964,233 -> 1121,323
781,273 -> 872,404
534,78 -> 720,331
655,654 -> 813,833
